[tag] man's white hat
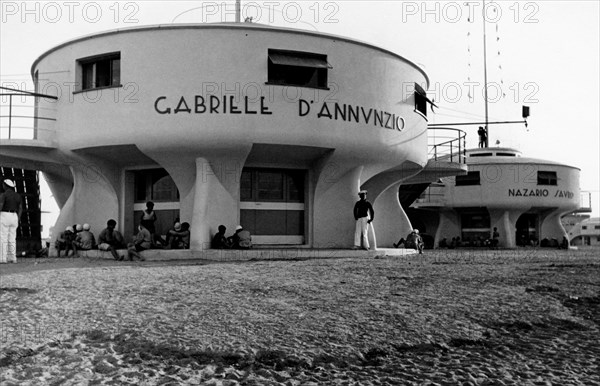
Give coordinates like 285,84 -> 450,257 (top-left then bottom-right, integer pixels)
66,226 -> 74,232
83,223 -> 91,231
3,179 -> 15,188
236,225 -> 243,231
174,222 -> 182,231
358,190 -> 367,195
76,224 -> 83,232
413,229 -> 419,234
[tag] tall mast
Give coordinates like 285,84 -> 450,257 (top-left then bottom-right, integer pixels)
235,0 -> 241,23
482,0 -> 490,147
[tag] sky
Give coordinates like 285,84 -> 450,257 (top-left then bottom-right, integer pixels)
1,0 -> 599,236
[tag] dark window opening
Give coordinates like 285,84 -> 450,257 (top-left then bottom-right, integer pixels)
582,226 -> 587,230
414,83 -> 436,118
415,92 -> 428,117
267,49 -> 330,89
79,52 -> 121,90
470,153 -> 493,157
134,169 -> 179,202
241,168 -> 305,203
537,171 -> 557,186
496,152 -> 516,157
455,171 -> 481,186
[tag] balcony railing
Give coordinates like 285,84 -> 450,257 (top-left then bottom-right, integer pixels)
428,127 -> 467,164
0,86 -> 57,140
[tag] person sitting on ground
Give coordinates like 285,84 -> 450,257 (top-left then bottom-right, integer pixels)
228,225 -> 252,249
439,237 -> 448,248
98,219 -> 125,261
56,226 -> 76,257
73,223 -> 96,256
560,236 -> 569,250
164,222 -> 181,248
406,229 -> 424,254
393,237 -> 406,248
490,227 -> 500,249
211,225 -> 231,249
166,222 -> 191,249
127,224 -> 150,261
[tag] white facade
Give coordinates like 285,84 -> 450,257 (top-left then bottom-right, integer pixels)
569,217 -> 600,246
409,148 -> 582,248
0,23 -> 464,250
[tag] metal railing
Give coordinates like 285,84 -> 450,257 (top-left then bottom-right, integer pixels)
427,127 -> 467,164
0,86 -> 57,140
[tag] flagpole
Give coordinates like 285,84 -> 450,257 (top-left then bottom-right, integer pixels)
482,0 -> 490,147
235,0 -> 241,22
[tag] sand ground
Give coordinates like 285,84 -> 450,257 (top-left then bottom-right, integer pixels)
1,248 -> 599,385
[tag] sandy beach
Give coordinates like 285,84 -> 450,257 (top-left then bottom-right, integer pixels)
1,249 -> 598,385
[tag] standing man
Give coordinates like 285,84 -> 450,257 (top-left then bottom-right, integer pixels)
353,190 -> 374,250
0,179 -> 23,264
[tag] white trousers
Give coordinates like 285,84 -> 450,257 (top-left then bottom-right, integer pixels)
0,212 -> 18,263
354,217 -> 370,248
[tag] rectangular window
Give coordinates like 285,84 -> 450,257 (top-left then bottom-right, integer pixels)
582,226 -> 587,230
414,83 -> 435,118
79,52 -> 121,90
267,49 -> 330,89
241,168 -> 305,203
455,171 -> 480,186
537,171 -> 557,186
594,225 -> 600,230
415,92 -> 428,117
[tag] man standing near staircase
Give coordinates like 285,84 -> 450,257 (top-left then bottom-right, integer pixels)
0,179 -> 23,264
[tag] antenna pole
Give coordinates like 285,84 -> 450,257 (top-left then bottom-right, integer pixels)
235,0 -> 241,22
482,0 -> 490,147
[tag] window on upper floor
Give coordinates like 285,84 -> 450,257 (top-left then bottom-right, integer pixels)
267,49 -> 331,89
414,83 -> 436,119
537,171 -> 557,186
455,171 -> 481,186
78,52 -> 121,91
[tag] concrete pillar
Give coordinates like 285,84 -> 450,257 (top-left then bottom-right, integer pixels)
488,209 -> 523,248
540,210 -> 568,242
313,166 -> 363,248
51,164 -> 118,255
190,157 -> 242,250
434,209 -> 460,246
371,182 -> 412,248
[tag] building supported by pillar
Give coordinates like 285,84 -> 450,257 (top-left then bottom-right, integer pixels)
0,23 -> 466,253
408,148 -> 582,248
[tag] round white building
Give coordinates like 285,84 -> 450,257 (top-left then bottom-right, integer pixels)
1,23 -> 458,250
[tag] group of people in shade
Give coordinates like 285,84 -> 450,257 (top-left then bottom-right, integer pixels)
4,178 -> 509,263
55,201 -> 190,261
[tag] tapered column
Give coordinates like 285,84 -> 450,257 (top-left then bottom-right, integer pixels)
313,166 -> 363,248
371,182 -> 412,248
